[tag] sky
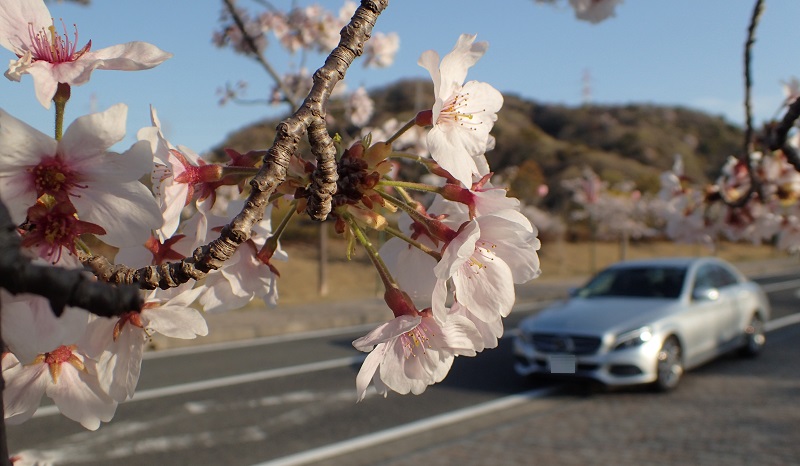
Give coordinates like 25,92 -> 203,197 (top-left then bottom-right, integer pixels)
2,0 -> 799,155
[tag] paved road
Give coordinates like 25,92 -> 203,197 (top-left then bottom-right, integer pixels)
6,273 -> 800,465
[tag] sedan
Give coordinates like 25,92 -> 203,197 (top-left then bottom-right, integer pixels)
513,257 -> 770,391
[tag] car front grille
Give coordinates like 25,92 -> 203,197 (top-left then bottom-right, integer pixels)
531,333 -> 602,355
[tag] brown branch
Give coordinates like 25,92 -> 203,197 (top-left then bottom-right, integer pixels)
743,0 -> 765,156
306,117 -> 339,220
0,199 -> 142,318
720,0 -> 766,208
83,0 -> 389,288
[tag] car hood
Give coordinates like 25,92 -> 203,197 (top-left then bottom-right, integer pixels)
520,297 -> 678,336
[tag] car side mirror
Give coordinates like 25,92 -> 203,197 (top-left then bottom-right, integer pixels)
692,286 -> 720,301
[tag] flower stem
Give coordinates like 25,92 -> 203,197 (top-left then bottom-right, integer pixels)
344,212 -> 397,291
383,225 -> 442,262
259,200 -> 296,262
378,179 -> 440,194
53,83 -> 71,141
377,190 -> 457,243
386,117 -> 417,144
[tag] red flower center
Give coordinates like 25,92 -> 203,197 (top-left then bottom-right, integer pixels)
27,20 -> 91,64
29,155 -> 85,198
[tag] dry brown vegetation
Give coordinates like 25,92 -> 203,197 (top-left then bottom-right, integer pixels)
274,235 -> 783,306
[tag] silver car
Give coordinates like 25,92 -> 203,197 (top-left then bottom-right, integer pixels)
513,257 -> 771,391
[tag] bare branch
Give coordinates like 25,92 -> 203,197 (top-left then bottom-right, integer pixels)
83,0 -> 389,288
743,0 -> 765,155
222,0 -> 300,106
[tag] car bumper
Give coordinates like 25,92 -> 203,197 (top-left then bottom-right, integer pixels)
513,336 -> 662,386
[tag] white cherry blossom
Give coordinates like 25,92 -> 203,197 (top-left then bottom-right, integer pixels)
0,0 -> 171,108
352,310 -> 481,401
0,104 -> 160,247
432,210 -> 541,324
418,34 -> 503,187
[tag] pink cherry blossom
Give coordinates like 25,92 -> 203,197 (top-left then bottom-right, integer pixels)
197,202 -> 287,312
0,104 -> 161,247
363,32 -> 399,68
0,0 -> 171,108
432,210 -> 541,324
347,86 -> 374,127
418,34 -> 503,188
1,292 -> 116,430
83,286 -> 207,402
569,0 -> 623,24
352,310 -> 481,401
138,106 -> 222,241
3,347 -> 116,431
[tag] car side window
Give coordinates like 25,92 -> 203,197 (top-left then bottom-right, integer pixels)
693,265 -> 715,291
712,265 -> 739,288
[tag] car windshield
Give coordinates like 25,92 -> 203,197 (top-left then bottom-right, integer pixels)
576,265 -> 687,299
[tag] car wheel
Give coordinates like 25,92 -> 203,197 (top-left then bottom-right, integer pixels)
739,314 -> 766,358
654,337 -> 683,392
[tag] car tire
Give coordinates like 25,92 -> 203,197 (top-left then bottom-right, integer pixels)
739,314 -> 766,358
653,337 -> 683,392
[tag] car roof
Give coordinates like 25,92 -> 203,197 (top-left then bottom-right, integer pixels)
605,257 -> 719,269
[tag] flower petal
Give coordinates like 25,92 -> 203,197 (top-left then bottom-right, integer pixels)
352,315 -> 420,352
59,104 -> 128,164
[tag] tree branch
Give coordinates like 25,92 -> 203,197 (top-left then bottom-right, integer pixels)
222,0 -> 300,106
82,0 -> 389,288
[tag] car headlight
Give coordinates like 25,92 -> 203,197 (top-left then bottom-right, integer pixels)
613,326 -> 653,351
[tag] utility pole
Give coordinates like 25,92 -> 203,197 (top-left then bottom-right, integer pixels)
582,68 -> 592,105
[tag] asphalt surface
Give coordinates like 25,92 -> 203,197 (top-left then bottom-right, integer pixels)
5,259 -> 800,465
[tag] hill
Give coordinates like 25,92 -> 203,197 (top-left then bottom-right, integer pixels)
210,79 -> 744,209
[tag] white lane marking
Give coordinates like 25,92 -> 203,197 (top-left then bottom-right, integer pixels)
144,324 -> 378,360
32,356 -> 366,419
761,279 -> 800,293
143,300 -> 550,360
765,312 -> 800,332
252,386 -> 558,466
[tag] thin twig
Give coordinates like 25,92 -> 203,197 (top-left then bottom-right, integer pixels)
721,0 -> 766,208
743,0 -> 765,156
222,0 -> 299,106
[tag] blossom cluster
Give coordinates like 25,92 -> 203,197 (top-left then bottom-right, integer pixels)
0,0 -> 283,431
0,0 -> 542,435
656,142 -> 800,251
562,167 -> 658,241
344,34 -> 541,400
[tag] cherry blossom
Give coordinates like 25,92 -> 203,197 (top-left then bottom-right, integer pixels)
0,0 -> 171,108
3,347 -> 116,430
363,32 -> 399,68
83,286 -> 207,402
347,86 -> 375,127
418,34 -> 503,188
197,203 -> 287,312
20,200 -> 105,266
138,106 -> 224,241
0,104 -> 161,247
569,0 -> 624,24
432,209 -> 541,324
352,309 -> 481,401
1,292 -> 116,430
